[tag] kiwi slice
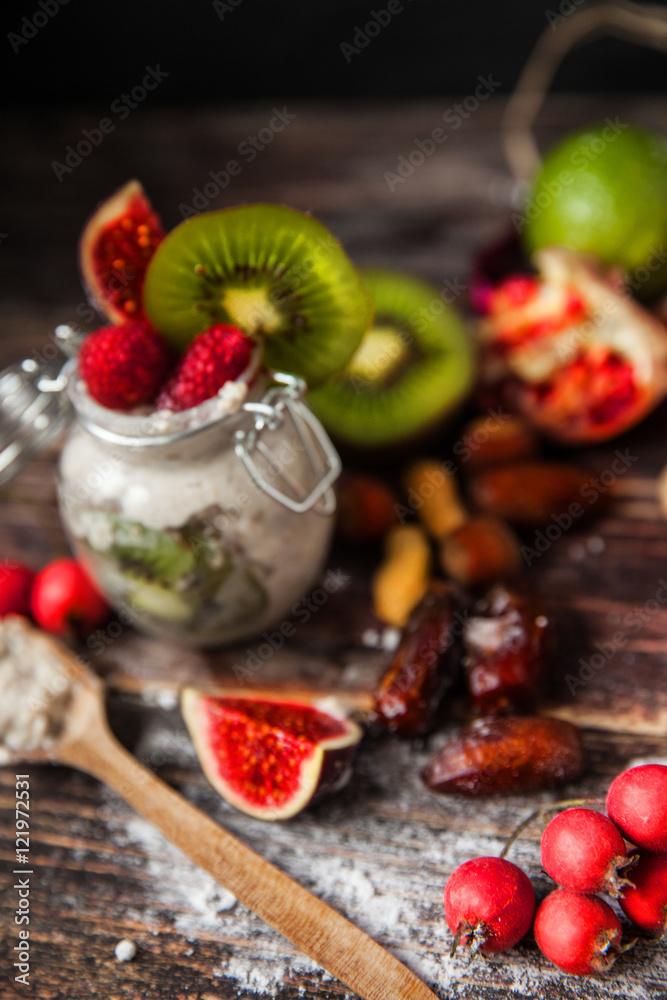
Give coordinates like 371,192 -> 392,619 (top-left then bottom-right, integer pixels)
143,204 -> 373,387
307,269 -> 475,446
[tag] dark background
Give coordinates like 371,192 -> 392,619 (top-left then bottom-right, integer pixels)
3,0 -> 667,348
3,0 -> 667,104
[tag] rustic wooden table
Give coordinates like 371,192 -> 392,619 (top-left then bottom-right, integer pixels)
1,97 -> 667,1000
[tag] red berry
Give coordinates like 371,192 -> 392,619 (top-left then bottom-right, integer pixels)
30,559 -> 109,639
607,764 -> 667,853
0,563 -> 35,616
540,807 -> 632,897
443,856 -> 535,956
157,324 -> 253,412
534,889 -> 623,975
79,321 -> 171,410
619,850 -> 667,936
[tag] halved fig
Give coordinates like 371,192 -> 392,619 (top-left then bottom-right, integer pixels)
181,689 -> 363,821
477,247 -> 667,444
79,179 -> 165,325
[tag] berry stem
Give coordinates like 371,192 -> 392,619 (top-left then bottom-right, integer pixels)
500,797 -> 605,859
449,924 -> 464,958
619,937 -> 638,956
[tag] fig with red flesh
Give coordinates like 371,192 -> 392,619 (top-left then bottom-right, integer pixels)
181,689 -> 363,821
79,179 -> 165,325
477,247 -> 667,444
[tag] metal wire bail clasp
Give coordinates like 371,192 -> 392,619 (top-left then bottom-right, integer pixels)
0,326 -> 83,485
234,372 -> 341,515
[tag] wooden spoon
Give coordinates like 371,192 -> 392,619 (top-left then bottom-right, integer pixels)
1,621 -> 438,1000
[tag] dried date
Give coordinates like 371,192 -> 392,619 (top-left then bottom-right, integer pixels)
421,715 -> 583,796
463,585 -> 549,715
468,461 -> 594,526
439,516 -> 521,587
373,581 -> 461,736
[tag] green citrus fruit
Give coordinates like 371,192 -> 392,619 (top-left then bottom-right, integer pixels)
523,123 -> 667,294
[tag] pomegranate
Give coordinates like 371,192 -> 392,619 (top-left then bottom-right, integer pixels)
477,247 -> 667,444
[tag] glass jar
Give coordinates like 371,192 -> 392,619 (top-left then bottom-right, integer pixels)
57,358 -> 340,647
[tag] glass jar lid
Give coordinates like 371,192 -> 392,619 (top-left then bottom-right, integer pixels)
0,325 -> 340,514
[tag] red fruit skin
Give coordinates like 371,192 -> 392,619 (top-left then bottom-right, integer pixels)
444,856 -> 535,955
0,563 -> 35,616
79,322 -> 171,411
30,559 -> 109,639
157,325 -> 253,412
620,850 -> 667,936
607,764 -> 667,853
534,889 -> 623,975
540,808 -> 630,897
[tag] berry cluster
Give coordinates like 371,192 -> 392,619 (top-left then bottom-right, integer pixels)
79,321 -> 253,413
0,559 -> 109,641
444,763 -> 667,976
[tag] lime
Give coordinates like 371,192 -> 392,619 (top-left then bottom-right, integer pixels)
522,123 -> 667,294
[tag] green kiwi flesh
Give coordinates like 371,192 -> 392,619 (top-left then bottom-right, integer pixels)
307,269 -> 475,446
143,204 -> 373,387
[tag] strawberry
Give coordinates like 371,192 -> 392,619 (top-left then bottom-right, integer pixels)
79,321 -> 171,410
156,325 -> 253,412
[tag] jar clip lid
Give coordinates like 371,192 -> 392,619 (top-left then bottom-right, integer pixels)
235,372 -> 341,515
0,326 -> 82,485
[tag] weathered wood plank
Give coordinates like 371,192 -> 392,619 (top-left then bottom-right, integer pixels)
2,98 -> 667,999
